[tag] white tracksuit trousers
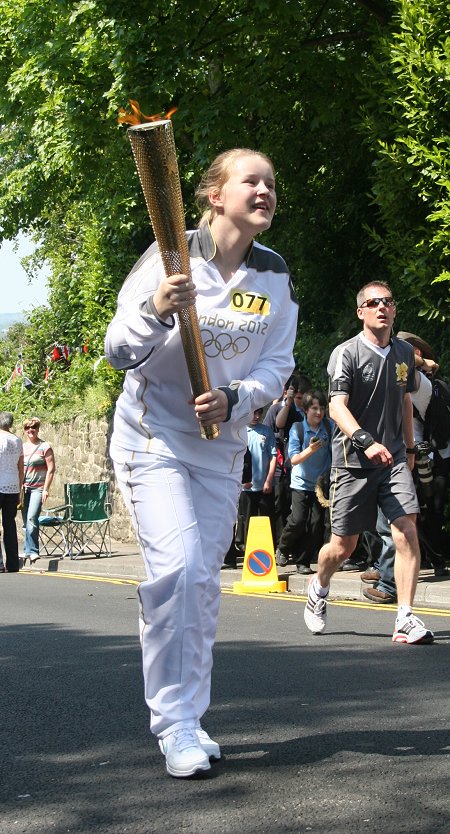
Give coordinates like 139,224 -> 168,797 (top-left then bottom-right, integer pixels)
113,450 -> 240,739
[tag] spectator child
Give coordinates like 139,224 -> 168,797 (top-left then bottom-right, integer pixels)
275,390 -> 332,573
263,373 -> 312,543
237,408 -> 277,550
222,448 -> 253,569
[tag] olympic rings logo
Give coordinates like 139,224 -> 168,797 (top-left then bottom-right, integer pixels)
201,329 -> 250,360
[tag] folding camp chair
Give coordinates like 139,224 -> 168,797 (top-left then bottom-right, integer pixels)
66,482 -> 112,559
38,503 -> 70,558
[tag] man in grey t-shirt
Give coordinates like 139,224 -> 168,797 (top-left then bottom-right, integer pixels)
304,281 -> 433,645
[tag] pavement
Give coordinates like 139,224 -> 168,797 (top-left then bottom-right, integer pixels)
18,539 -> 450,608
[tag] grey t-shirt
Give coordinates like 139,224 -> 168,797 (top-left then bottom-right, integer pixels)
327,332 -> 416,468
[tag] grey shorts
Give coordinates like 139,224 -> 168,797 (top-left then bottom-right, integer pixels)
329,462 -> 419,536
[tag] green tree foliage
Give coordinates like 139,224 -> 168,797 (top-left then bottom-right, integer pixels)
0,0 -> 448,417
360,0 -> 450,334
0,309 -> 122,422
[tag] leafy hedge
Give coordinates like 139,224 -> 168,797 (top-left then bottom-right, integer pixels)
0,0 -> 448,421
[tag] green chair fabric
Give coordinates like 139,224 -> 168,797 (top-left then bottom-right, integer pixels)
66,482 -> 112,559
68,482 -> 110,522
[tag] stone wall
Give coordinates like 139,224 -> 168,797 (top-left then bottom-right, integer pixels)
36,416 -> 136,543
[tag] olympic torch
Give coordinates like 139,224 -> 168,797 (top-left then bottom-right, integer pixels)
123,110 -> 219,440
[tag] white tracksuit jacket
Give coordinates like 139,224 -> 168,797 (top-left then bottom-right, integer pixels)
105,223 -> 298,472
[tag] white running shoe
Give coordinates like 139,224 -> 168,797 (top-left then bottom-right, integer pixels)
304,581 -> 328,634
392,613 -> 434,644
195,723 -> 221,760
159,727 -> 211,778
275,549 -> 288,567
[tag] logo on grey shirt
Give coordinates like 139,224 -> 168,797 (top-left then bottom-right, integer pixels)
362,362 -> 375,383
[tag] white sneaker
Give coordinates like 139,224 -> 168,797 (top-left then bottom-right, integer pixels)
392,613 -> 434,645
159,728 -> 211,778
304,581 -> 328,634
195,723 -> 221,760
275,549 -> 288,567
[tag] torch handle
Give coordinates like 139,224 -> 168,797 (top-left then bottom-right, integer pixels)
127,120 -> 219,439
175,307 -> 218,441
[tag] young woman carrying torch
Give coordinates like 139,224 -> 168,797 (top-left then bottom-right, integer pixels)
105,140 -> 298,778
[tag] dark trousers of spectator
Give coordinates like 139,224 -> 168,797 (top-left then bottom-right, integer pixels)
277,489 -> 324,568
223,508 -> 246,567
0,492 -> 20,572
323,505 -> 331,546
417,453 -> 449,570
272,474 -> 292,546
236,490 -> 276,552
364,507 -> 397,597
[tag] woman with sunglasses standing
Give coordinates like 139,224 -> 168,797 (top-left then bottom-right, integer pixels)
303,281 -> 434,646
21,417 -> 56,566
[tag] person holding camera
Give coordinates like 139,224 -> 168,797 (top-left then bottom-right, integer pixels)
304,282 -> 434,645
275,390 -> 332,574
263,373 -> 312,553
397,332 -> 447,576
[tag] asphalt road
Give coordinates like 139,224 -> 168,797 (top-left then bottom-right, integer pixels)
1,573 -> 449,834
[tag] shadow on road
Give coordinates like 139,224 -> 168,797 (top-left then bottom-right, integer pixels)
1,600 -> 449,834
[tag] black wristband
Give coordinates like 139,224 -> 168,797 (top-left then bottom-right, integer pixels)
217,386 -> 239,422
405,447 -> 416,454
351,429 -> 375,451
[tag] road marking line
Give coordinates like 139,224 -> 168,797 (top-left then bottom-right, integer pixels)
20,571 -> 450,617
22,570 -> 138,587
221,588 -> 450,618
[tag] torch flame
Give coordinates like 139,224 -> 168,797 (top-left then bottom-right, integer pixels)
118,100 -> 177,126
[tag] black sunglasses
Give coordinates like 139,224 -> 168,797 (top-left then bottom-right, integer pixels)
360,296 -> 396,309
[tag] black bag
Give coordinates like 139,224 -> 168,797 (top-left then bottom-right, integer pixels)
424,377 -> 450,449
